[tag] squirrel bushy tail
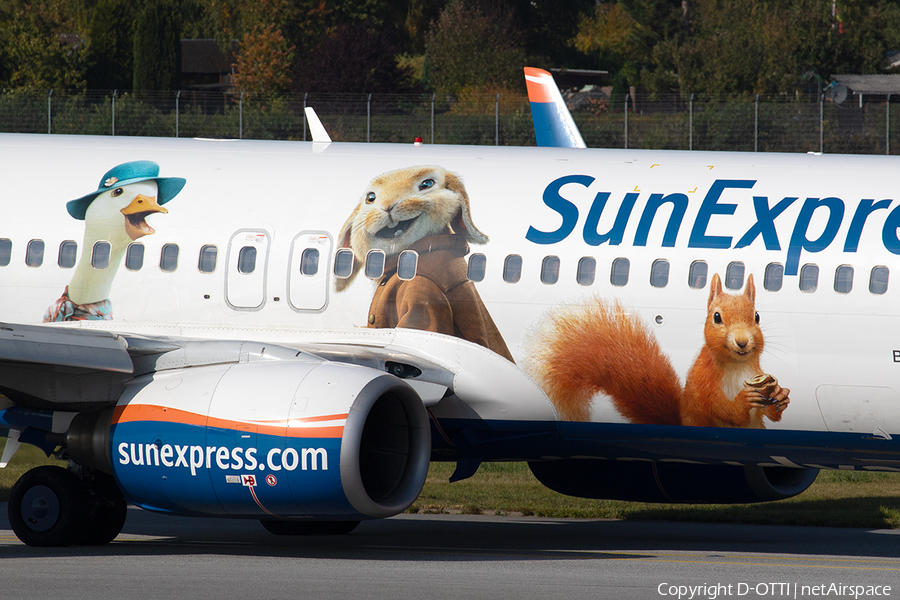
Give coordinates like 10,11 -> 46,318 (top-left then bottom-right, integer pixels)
526,297 -> 682,424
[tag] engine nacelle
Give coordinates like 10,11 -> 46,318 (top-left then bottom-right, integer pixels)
529,459 -> 818,504
67,359 -> 430,520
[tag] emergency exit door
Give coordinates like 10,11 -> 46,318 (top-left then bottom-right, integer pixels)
226,229 -> 270,310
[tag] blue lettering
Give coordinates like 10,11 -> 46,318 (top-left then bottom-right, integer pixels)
786,197 -> 845,276
882,204 -> 900,254
583,192 -> 637,246
844,199 -> 892,252
634,193 -> 688,247
526,175 -> 899,262
526,174 -> 592,244
734,196 -> 797,250
688,180 -> 757,249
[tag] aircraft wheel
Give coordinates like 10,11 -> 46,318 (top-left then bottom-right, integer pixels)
8,466 -> 89,547
261,519 -> 361,535
80,472 -> 128,545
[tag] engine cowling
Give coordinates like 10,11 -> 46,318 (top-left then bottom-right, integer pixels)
529,459 -> 818,504
67,359 -> 431,520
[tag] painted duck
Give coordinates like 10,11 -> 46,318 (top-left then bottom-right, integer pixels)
43,161 -> 186,322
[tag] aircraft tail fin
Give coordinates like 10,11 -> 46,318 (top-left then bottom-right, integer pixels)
524,67 -> 586,149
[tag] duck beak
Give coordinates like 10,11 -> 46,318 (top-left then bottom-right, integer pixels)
121,194 -> 168,240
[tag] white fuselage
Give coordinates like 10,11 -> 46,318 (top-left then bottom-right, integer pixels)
1,134 -> 898,461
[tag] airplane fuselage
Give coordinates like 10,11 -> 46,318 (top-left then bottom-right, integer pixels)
1,134 -> 898,542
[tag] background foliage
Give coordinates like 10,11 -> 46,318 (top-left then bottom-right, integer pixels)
2,0 -> 899,99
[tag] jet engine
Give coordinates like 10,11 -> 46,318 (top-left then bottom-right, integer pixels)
11,357 -> 430,546
73,359 -> 430,518
529,458 -> 818,503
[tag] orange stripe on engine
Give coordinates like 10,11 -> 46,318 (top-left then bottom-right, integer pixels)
113,404 -> 207,427
113,404 -> 345,438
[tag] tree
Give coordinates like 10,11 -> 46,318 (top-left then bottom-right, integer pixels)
574,1 -> 683,93
85,0 -> 135,90
507,0 -> 596,68
0,0 -> 88,90
424,2 -> 526,96
292,23 -> 415,93
649,0 -> 900,96
233,24 -> 295,95
133,0 -> 182,91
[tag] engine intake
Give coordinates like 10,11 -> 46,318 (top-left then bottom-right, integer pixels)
339,375 -> 431,518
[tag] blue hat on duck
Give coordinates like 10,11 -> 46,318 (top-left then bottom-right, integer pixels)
66,160 -> 186,220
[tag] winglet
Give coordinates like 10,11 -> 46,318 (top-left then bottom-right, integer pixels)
305,107 -> 332,143
524,67 -> 586,149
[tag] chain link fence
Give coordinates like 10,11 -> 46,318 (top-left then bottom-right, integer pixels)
1,89 -> 897,154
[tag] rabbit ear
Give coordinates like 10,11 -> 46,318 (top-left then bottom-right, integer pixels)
444,171 -> 489,244
338,204 -> 358,250
334,205 -> 363,292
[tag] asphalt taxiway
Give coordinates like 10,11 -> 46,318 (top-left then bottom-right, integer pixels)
1,503 -> 898,600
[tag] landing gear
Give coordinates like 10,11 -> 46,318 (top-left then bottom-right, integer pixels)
261,519 -> 361,535
7,466 -> 127,547
8,466 -> 88,547
81,471 -> 128,545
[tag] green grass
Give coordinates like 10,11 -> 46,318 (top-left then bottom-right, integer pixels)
0,440 -> 67,502
3,440 -> 898,528
408,462 -> 900,529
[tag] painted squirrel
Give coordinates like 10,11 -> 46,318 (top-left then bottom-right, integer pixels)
526,273 -> 790,427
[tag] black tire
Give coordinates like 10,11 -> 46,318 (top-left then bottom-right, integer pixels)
8,466 -> 89,547
80,472 -> 128,545
261,519 -> 361,536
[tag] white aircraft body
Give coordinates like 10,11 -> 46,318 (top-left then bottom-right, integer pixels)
0,133 -> 898,545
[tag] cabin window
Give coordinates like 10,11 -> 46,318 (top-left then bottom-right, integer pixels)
0,238 -> 10,267
237,246 -> 257,274
799,264 -> 819,292
125,243 -> 144,271
25,239 -> 44,267
869,266 -> 889,295
650,259 -> 670,288
160,243 -> 179,272
610,258 -> 629,287
198,245 -> 218,273
764,263 -> 784,291
365,250 -> 385,279
333,248 -> 354,279
834,265 -> 853,294
725,261 -> 745,290
541,256 -> 560,285
467,253 -> 486,282
576,257 -> 596,286
397,250 -> 417,281
91,241 -> 111,270
503,254 -> 522,283
57,240 -> 77,268
688,261 -> 707,289
300,248 -> 320,276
